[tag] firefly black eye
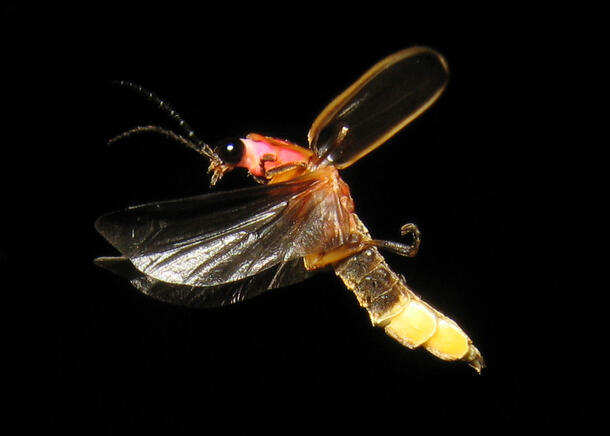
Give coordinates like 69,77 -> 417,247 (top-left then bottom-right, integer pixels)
214,138 -> 245,165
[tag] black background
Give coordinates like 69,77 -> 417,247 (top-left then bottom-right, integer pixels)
3,4 -> 593,434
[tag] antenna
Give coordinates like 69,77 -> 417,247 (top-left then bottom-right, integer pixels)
111,80 -> 205,146
108,81 -> 218,162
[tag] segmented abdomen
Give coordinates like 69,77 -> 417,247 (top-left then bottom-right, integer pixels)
333,216 -> 484,372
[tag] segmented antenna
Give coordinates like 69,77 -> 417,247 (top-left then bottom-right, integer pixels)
111,80 -> 204,145
108,81 -> 218,162
108,125 -> 202,153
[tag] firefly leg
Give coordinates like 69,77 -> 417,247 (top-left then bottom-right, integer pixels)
265,162 -> 308,183
304,242 -> 368,270
368,223 -> 421,258
264,162 -> 307,177
305,223 -> 421,270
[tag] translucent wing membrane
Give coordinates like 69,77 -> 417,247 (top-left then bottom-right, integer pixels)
308,46 -> 449,169
95,256 -> 315,307
95,174 -> 352,296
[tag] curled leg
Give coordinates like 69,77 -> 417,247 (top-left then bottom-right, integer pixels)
370,222 -> 421,258
304,223 -> 421,270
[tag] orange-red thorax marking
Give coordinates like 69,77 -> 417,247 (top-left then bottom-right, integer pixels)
238,133 -> 313,177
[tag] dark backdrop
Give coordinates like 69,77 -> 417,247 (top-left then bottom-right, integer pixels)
3,4 -> 591,434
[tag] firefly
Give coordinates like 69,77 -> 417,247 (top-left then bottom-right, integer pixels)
96,47 -> 484,372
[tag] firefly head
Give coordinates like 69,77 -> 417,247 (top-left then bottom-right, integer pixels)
214,138 -> 245,165
207,137 -> 246,185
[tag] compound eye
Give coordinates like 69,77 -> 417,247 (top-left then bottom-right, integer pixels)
214,137 -> 245,165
